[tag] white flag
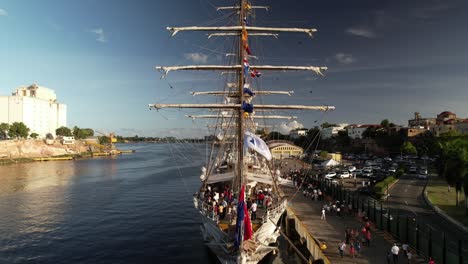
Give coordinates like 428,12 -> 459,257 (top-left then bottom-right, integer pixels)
244,131 -> 272,161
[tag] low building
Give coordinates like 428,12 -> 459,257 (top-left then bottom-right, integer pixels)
408,112 -> 436,128
326,153 -> 342,163
409,111 -> 468,137
289,129 -> 308,139
268,140 -> 304,159
321,123 -> 348,139
346,124 -> 380,139
407,127 -> 429,137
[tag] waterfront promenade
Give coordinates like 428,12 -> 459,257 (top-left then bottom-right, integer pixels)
284,187 -> 408,263
279,159 -> 424,263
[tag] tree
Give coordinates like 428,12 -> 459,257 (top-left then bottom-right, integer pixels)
319,151 -> 329,159
8,122 -> 30,139
0,123 -> 10,139
46,133 -> 54,139
436,139 -> 468,207
56,126 -> 72,137
400,141 -> 417,155
30,133 -> 39,139
463,173 -> 468,215
72,126 -> 94,139
445,150 -> 466,207
380,119 -> 390,128
321,122 -> 336,129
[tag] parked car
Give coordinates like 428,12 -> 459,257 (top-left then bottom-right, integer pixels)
348,166 -> 356,172
417,174 -> 428,179
325,172 -> 337,179
388,167 -> 397,173
362,169 -> 373,178
339,171 -> 350,179
419,168 -> 428,175
354,169 -> 363,176
409,167 -> 417,174
384,157 -> 392,162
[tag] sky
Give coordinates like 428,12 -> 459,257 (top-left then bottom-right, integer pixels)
1,0 -> 467,137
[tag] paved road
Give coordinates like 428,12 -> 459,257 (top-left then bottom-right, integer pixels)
387,174 -> 468,241
387,174 -> 468,261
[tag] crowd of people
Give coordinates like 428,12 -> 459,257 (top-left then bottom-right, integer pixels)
198,184 -> 235,220
197,183 -> 276,222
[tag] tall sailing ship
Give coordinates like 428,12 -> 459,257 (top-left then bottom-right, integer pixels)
149,1 -> 335,263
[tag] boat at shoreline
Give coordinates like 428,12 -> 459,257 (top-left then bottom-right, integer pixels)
149,1 -> 334,263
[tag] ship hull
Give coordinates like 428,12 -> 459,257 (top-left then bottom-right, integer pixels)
195,197 -> 287,264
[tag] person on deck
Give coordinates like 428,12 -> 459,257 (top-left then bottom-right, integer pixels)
250,200 -> 257,220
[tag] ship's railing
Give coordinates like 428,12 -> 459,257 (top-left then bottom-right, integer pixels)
194,197 -> 218,222
261,200 -> 286,224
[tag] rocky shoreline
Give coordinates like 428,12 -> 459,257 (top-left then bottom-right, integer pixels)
0,139 -> 90,165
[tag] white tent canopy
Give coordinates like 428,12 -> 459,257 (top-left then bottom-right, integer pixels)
321,159 -> 340,167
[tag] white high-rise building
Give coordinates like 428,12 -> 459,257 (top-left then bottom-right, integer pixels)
0,84 -> 67,138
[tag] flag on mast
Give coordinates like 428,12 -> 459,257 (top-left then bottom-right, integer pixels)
244,131 -> 272,161
234,185 -> 253,247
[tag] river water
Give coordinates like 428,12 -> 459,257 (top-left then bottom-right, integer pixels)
0,143 -> 297,264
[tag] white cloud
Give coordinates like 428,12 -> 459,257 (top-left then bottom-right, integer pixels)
0,8 -> 8,16
89,28 -> 107,43
275,121 -> 304,135
184,53 -> 208,64
334,53 -> 355,65
346,27 -> 376,38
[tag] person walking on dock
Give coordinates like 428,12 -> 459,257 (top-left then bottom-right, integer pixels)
349,242 -> 356,258
338,241 -> 346,258
354,239 -> 361,257
391,243 -> 399,263
407,252 -> 412,264
365,229 -> 371,247
321,208 -> 326,220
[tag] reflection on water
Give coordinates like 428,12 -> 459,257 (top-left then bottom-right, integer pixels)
0,161 -> 77,194
0,143 -> 297,264
0,143 -> 216,264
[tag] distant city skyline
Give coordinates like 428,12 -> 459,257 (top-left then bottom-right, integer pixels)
1,0 -> 467,137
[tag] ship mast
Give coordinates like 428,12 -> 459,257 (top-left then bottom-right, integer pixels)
150,0 -> 336,191
237,0 -> 246,193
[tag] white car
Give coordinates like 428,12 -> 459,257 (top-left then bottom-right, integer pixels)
417,174 -> 428,179
339,171 -> 350,178
384,157 -> 392,162
325,172 -> 336,179
348,166 -> 356,172
388,167 -> 397,173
